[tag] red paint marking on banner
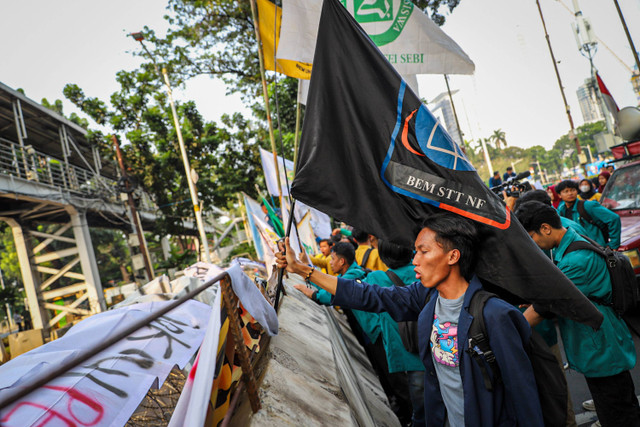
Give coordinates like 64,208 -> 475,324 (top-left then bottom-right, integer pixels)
439,203 -> 511,230
1,386 -> 105,427
401,109 -> 424,156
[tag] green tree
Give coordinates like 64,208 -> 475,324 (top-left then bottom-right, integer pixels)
0,225 -> 21,286
491,129 -> 507,150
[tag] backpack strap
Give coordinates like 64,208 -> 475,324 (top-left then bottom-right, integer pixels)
576,200 -> 610,243
564,238 -> 613,307
360,247 -> 373,269
385,270 -> 406,287
467,290 -> 500,391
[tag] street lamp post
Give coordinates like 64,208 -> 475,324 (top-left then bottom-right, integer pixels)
130,31 -> 211,263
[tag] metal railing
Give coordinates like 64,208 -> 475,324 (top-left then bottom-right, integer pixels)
0,137 -> 156,212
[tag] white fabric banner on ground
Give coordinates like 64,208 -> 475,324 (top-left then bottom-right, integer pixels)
259,148 -> 294,197
0,300 -> 210,427
168,286 -> 222,427
278,0 -> 475,75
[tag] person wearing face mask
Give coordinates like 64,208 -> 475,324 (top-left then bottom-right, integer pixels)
556,180 -> 620,249
578,179 -> 601,202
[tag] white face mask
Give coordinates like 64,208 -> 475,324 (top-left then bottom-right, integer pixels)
580,185 -> 591,193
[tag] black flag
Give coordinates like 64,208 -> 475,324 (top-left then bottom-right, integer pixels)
291,0 -> 602,328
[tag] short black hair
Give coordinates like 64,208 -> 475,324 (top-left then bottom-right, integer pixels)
378,239 -> 413,270
506,166 -> 513,171
319,238 -> 333,246
493,171 -> 500,176
555,179 -> 579,193
513,189 -> 551,211
330,233 -> 342,244
420,212 -> 478,281
351,228 -> 370,244
331,242 -> 356,265
515,201 -> 562,232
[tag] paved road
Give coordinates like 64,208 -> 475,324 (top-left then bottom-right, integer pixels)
561,328 -> 640,426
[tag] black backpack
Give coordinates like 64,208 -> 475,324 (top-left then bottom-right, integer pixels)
360,247 -> 374,274
386,270 -> 420,354
564,235 -> 639,316
575,200 -> 610,244
467,291 -> 568,427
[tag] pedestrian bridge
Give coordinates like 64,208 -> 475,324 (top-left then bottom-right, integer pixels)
0,82 -> 204,334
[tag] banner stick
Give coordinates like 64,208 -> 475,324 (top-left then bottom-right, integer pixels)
274,198 -> 296,310
249,0 -> 284,210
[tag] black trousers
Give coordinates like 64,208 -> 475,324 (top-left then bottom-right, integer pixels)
586,370 -> 640,427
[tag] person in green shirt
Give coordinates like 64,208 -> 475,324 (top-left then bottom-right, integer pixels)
555,180 -> 621,249
365,239 -> 425,426
516,201 -> 639,427
298,241 -> 413,425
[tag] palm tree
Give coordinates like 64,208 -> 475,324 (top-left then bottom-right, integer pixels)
491,129 -> 508,150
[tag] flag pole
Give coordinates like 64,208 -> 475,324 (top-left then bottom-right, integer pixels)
249,0 -> 284,210
443,74 -> 466,152
293,80 -> 302,171
274,198 -> 296,310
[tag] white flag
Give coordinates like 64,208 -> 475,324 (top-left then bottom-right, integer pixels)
259,148 -> 295,197
278,0 -> 474,76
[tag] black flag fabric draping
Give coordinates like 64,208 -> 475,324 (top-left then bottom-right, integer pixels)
291,0 -> 603,329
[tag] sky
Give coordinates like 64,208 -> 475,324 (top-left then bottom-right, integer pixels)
1,0 -> 639,151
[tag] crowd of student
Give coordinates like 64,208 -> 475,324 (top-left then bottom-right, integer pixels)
274,166 -> 636,427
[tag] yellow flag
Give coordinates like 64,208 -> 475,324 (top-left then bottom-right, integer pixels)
257,0 -> 312,80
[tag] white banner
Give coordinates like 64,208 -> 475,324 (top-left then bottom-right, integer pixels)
0,300 -> 210,427
243,193 -> 266,261
278,0 -> 474,76
297,212 -> 319,255
259,148 -> 294,197
168,287 -> 222,427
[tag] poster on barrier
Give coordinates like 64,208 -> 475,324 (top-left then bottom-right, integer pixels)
0,300 -> 210,427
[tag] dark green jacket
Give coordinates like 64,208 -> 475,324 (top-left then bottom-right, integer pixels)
557,200 -> 621,248
312,262 -> 365,305
363,265 -> 425,373
553,228 -> 635,377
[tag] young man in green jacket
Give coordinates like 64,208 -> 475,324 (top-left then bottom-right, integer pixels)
516,201 -> 639,427
555,179 -> 621,249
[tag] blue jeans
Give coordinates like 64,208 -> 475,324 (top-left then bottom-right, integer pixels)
407,370 -> 425,426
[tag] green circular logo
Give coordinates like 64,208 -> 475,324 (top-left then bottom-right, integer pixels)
348,0 -> 415,46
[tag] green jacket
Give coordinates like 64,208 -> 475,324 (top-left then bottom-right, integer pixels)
363,265 -> 425,373
533,217 -> 587,347
311,262 -> 365,305
553,227 -> 635,377
557,200 -> 621,249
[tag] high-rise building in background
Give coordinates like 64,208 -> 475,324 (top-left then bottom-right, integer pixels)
429,90 -> 463,146
576,77 -> 605,123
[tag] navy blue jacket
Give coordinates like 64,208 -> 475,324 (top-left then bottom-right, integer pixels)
333,276 -> 543,427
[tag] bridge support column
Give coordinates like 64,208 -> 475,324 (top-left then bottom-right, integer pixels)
67,208 -> 106,313
0,217 -> 48,330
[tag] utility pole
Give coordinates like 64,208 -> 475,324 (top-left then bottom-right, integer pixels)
535,0 -> 587,175
129,32 -> 211,263
111,135 -> 155,281
570,0 -> 615,135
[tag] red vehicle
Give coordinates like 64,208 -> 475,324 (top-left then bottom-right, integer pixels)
600,159 -> 640,277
